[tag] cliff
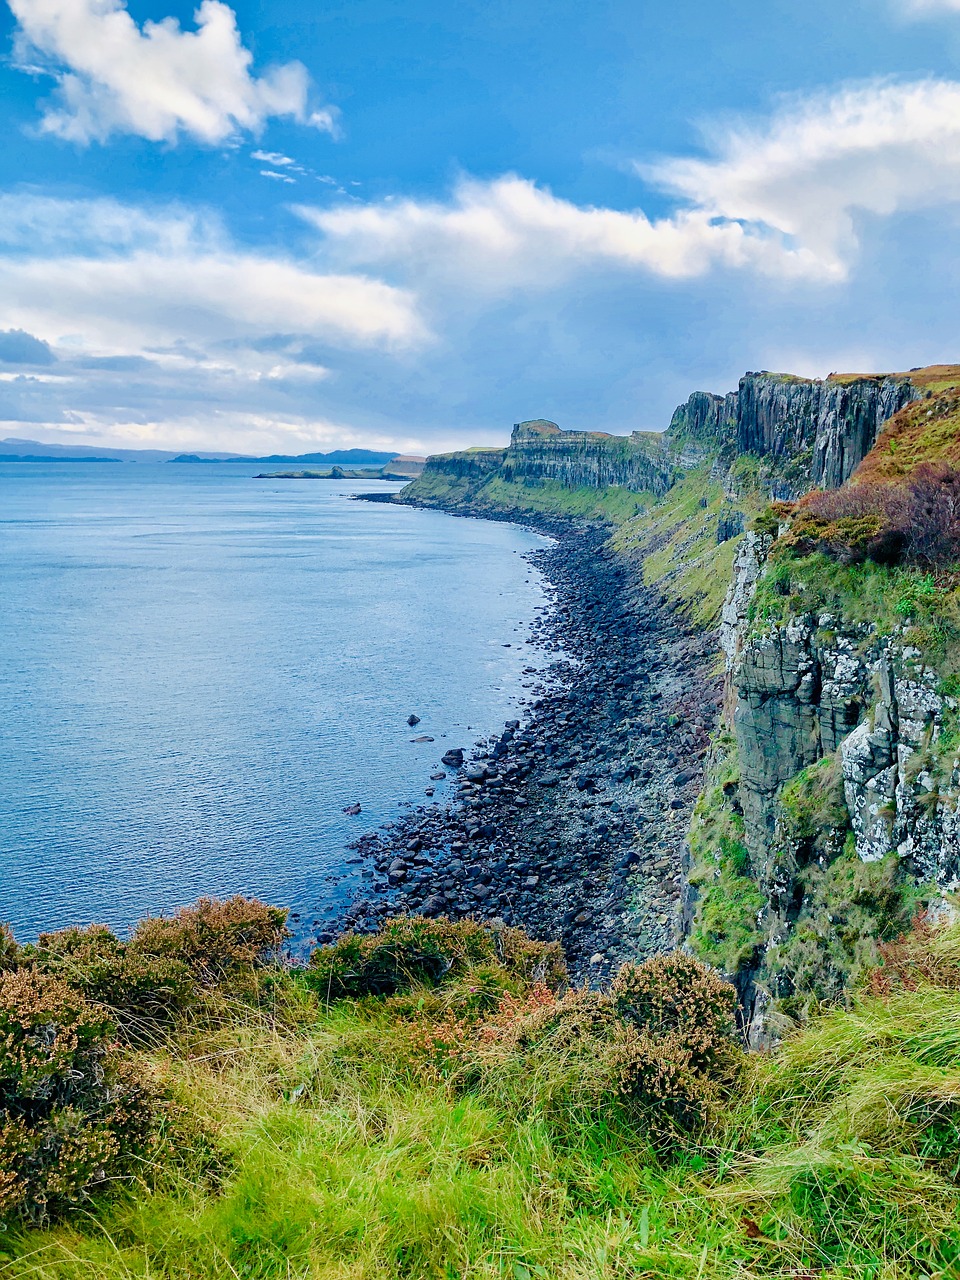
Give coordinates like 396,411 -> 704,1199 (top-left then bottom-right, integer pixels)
670,370 -> 918,495
404,371 -> 919,523
687,377 -> 960,1043
400,362 -> 960,1043
401,420 -> 678,518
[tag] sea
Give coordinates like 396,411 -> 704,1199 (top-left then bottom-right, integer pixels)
0,462 -> 552,941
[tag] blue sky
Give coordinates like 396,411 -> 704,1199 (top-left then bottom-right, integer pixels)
3,0 -> 960,453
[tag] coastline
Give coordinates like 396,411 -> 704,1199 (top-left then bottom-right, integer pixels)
339,497 -> 720,979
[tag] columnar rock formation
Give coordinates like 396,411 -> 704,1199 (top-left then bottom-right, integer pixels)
670,372 -> 918,494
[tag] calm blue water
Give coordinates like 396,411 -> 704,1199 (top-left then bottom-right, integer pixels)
0,463 -> 551,940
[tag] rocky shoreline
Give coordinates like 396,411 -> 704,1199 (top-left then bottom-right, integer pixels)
334,503 -> 721,980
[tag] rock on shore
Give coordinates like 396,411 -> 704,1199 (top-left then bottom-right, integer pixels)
331,516 -> 720,981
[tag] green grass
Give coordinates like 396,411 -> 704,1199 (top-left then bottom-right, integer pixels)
8,939 -> 960,1280
612,468 -> 760,628
475,477 -> 655,522
749,549 -> 960,661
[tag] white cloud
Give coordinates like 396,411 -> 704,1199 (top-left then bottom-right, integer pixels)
897,0 -> 960,13
301,77 -> 960,290
9,0 -> 338,144
0,196 -> 424,353
260,168 -> 295,184
251,149 -> 295,166
300,174 -> 825,293
653,79 -> 960,277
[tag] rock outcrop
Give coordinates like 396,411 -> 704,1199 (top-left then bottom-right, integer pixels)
705,534 -> 960,1044
500,420 -> 677,497
669,372 -> 919,495
406,369 -> 918,514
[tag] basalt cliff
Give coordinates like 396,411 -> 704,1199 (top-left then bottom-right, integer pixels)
401,364 -> 960,1041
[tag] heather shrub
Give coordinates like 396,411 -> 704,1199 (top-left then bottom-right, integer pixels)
609,1026 -> 726,1134
0,924 -> 19,971
0,969 -> 159,1223
488,985 -> 620,1054
28,924 -> 195,1032
609,953 -> 742,1132
307,915 -> 566,1000
612,952 -> 738,1048
130,896 -> 289,987
468,957 -> 741,1144
787,463 -> 960,568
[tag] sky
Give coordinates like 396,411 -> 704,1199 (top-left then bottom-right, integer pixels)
3,1 -> 960,454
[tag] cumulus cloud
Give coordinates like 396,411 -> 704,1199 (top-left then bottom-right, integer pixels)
0,194 -> 427,449
0,329 -> 56,365
653,79 -> 960,277
9,0 -> 338,144
301,175 -> 825,291
302,77 -> 960,290
0,196 -> 424,353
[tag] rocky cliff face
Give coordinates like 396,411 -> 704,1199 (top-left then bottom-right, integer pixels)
669,373 -> 918,495
402,420 -> 678,509
499,420 -> 678,497
408,371 -> 917,513
704,539 -> 960,1044
418,447 -> 506,483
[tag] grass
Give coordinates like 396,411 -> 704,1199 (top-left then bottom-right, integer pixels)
856,390 -> 960,483
7,930 -> 960,1280
476,477 -> 655,522
748,547 -> 960,661
827,365 -> 960,393
612,468 -> 761,628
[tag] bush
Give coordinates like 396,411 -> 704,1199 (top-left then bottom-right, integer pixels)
0,970 -> 158,1223
0,924 -> 19,972
307,915 -> 566,1000
787,464 -> 960,568
130,896 -> 289,986
609,1027 -> 724,1134
28,924 -> 196,1032
612,952 -> 738,1060
868,914 -> 960,997
467,957 -> 741,1144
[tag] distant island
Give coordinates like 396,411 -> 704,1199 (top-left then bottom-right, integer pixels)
256,457 -> 425,481
0,437 -> 412,466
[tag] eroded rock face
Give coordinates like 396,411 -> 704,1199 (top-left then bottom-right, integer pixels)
668,373 -> 918,495
418,447 -> 506,483
839,654 -> 960,885
710,542 -> 960,1045
736,374 -> 917,490
722,556 -> 960,878
500,421 -> 678,497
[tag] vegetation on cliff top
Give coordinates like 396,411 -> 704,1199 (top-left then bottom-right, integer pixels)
3,899 -> 960,1278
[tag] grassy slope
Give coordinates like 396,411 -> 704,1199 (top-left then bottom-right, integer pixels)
612,467 -> 762,629
7,944 -> 960,1280
856,389 -> 960,483
829,365 -> 960,393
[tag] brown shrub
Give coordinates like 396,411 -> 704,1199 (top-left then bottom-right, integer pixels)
612,953 -> 738,1052
0,925 -> 19,972
789,464 -> 960,568
30,924 -> 195,1031
610,1027 -> 724,1134
130,896 -> 288,986
482,986 -> 617,1056
867,914 -> 960,997
308,916 -> 567,1000
0,970 -> 159,1223
905,462 -> 960,567
607,955 -> 742,1140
